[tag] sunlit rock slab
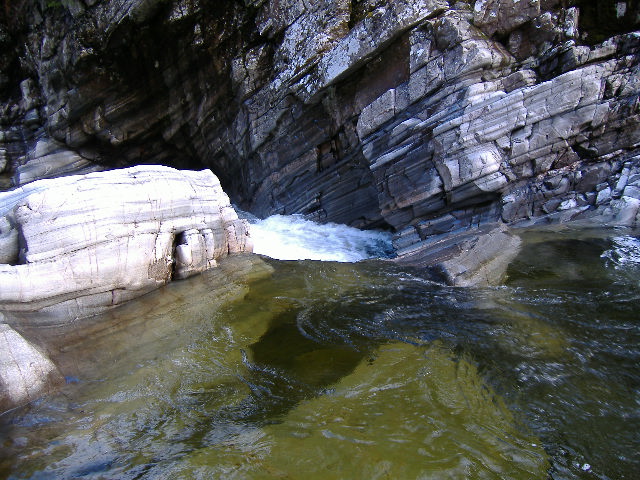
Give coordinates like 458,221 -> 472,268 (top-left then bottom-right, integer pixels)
394,224 -> 522,287
0,165 -> 252,318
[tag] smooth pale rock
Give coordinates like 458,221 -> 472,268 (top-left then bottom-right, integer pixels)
0,165 -> 252,318
0,317 -> 63,412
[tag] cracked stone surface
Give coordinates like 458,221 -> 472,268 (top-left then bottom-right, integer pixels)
0,165 -> 252,317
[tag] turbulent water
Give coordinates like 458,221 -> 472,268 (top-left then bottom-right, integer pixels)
1,219 -> 639,480
246,213 -> 394,261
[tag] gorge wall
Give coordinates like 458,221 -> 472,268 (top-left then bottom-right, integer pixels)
1,0 -> 639,258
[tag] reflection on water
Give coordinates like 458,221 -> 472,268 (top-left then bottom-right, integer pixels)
1,228 -> 639,479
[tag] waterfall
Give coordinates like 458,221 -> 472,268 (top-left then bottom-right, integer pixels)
245,213 -> 394,262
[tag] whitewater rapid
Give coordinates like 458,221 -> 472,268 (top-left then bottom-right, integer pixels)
247,214 -> 640,269
601,235 -> 640,266
245,214 -> 394,262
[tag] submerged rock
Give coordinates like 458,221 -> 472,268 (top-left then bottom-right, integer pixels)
0,253 -> 271,414
0,317 -> 63,413
0,165 -> 252,318
171,341 -> 550,478
394,224 -> 523,286
0,165 -> 253,412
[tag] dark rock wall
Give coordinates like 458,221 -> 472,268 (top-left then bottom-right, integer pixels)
1,0 -> 257,184
1,0 -> 639,252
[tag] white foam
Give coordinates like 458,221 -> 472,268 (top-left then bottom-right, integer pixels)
247,214 -> 394,262
601,235 -> 640,267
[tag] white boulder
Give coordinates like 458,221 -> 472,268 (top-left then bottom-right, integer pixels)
0,318 -> 63,412
0,165 -> 252,318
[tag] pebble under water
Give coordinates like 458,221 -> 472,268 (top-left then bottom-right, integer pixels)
0,224 -> 639,479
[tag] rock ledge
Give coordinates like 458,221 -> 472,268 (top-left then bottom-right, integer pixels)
0,165 -> 252,319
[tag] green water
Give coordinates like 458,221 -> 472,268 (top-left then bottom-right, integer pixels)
0,228 -> 639,479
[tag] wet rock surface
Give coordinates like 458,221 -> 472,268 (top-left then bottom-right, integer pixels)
0,162 -> 254,414
0,0 -> 637,467
0,316 -> 63,414
0,253 -> 269,414
393,223 -> 522,286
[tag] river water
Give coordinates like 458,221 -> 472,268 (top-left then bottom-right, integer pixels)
0,217 -> 639,479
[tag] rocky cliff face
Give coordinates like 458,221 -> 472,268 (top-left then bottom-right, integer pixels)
1,0 -> 639,257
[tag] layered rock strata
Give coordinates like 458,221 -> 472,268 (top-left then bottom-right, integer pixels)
0,0 -> 638,262
0,165 -> 252,319
0,164 -> 252,412
0,0 -> 638,414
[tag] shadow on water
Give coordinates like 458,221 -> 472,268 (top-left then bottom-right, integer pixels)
232,258 -> 476,426
247,309 -> 367,407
